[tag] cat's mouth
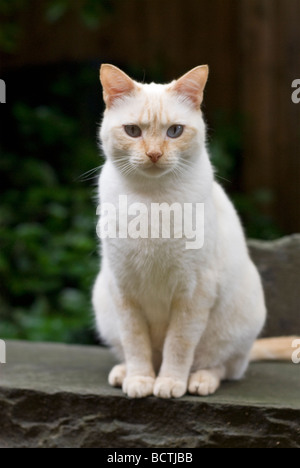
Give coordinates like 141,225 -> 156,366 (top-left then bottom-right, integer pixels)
138,163 -> 174,177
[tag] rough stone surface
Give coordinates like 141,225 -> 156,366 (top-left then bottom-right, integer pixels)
0,341 -> 300,448
249,235 -> 300,337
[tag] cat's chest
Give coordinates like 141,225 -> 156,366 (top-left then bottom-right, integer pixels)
108,235 -> 187,277
105,233 -> 196,301
99,172 -> 212,294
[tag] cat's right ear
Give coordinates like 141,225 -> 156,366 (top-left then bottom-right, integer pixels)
100,64 -> 136,108
171,65 -> 209,109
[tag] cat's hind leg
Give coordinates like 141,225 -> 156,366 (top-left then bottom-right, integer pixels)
225,353 -> 250,380
188,366 -> 225,396
188,353 -> 251,396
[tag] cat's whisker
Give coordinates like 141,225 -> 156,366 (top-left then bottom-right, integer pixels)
77,166 -> 103,182
170,166 -> 186,183
116,162 -> 136,177
115,161 -> 129,170
114,163 -> 130,172
177,160 -> 196,170
118,167 -> 132,176
79,174 -> 101,182
173,163 -> 190,177
215,173 -> 232,184
114,159 -> 132,171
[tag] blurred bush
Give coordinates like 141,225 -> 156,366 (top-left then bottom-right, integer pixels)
0,64 -> 102,343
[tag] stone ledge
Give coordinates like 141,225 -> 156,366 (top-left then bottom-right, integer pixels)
248,234 -> 300,337
0,341 -> 300,448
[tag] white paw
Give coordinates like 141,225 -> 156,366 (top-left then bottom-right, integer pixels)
153,377 -> 187,399
108,364 -> 126,387
122,376 -> 155,398
188,370 -> 220,396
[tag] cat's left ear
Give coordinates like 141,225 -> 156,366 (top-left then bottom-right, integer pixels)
100,64 -> 136,108
171,65 -> 209,108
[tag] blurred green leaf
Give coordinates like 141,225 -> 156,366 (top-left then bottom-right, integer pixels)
0,23 -> 20,52
45,0 -> 69,23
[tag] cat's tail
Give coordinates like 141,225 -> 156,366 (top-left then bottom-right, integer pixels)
250,336 -> 300,362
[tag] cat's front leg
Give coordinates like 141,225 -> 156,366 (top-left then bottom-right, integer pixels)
117,297 -> 155,398
154,296 -> 210,399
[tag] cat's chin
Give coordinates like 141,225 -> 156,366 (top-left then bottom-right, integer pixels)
136,164 -> 173,179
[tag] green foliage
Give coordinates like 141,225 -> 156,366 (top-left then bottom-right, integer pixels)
0,0 -> 24,52
0,66 -> 101,344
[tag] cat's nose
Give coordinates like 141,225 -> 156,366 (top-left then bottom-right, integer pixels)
146,150 -> 163,163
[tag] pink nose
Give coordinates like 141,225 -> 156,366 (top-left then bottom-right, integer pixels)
146,151 -> 163,163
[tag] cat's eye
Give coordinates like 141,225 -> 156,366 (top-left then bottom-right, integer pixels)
167,125 -> 184,138
124,125 -> 142,138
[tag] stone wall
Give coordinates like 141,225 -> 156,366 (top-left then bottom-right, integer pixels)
249,235 -> 300,337
0,341 -> 299,448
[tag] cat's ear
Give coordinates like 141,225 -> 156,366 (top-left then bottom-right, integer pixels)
171,65 -> 209,108
100,64 -> 136,107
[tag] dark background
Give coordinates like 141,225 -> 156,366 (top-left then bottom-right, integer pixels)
0,0 -> 299,344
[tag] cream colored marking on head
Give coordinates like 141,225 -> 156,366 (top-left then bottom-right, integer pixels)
100,65 -> 209,176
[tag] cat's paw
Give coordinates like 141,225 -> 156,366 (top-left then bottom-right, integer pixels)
153,377 -> 187,399
188,370 -> 220,396
108,364 -> 126,387
122,376 -> 155,398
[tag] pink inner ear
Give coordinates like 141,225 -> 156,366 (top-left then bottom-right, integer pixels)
100,65 -> 135,107
174,79 -> 201,106
172,66 -> 208,108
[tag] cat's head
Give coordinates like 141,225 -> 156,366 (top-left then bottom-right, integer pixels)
99,64 -> 208,179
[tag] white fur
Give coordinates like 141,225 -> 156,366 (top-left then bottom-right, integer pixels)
93,75 -> 266,399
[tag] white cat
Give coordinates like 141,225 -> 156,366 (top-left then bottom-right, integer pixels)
93,64 -> 297,399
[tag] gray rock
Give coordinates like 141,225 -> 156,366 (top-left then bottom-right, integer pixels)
249,235 -> 300,337
0,341 -> 299,448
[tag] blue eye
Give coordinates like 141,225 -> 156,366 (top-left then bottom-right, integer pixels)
167,125 -> 184,138
124,125 -> 142,138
